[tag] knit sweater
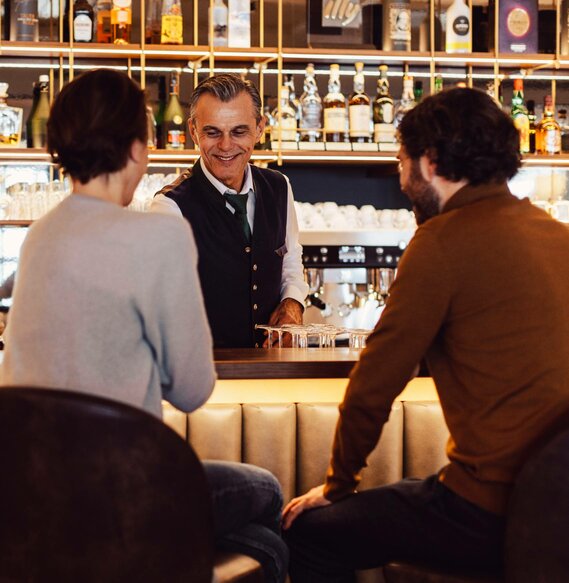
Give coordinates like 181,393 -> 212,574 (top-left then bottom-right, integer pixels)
0,195 -> 216,418
325,182 -> 569,514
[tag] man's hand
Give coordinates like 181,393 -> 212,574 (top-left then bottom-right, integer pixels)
282,484 -> 331,530
263,298 -> 304,347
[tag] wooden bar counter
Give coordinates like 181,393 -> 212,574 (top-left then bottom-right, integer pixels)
210,348 -> 437,405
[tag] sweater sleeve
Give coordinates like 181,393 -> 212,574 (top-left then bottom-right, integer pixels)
324,225 -> 454,501
148,217 -> 216,413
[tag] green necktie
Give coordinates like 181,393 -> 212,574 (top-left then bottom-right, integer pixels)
224,192 -> 251,242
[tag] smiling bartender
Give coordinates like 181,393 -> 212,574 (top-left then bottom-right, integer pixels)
151,74 -> 308,348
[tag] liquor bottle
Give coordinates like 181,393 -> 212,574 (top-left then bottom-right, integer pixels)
111,0 -> 131,44
299,63 -> 322,143
323,64 -> 347,143
0,84 -> 23,146
25,80 -> 39,147
164,73 -> 185,150
11,0 -> 39,41
227,0 -> 250,47
382,0 -> 411,51
96,0 -> 112,42
490,0 -> 538,54
161,0 -> 182,44
259,103 -> 274,149
145,0 -> 161,43
71,0 -> 94,42
510,79 -> 530,154
445,0 -> 471,53
373,64 -> 395,145
413,80 -> 423,103
527,99 -> 536,153
394,74 -> 416,129
348,62 -> 371,143
284,74 -> 301,122
558,109 -> 569,153
270,86 -> 298,144
28,75 -> 50,148
155,75 -> 167,148
434,74 -> 443,93
211,0 -> 228,47
536,95 -> 561,155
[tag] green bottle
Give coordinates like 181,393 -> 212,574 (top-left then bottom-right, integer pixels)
164,72 -> 185,150
28,75 -> 50,148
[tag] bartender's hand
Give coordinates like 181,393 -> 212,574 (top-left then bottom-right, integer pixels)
263,298 -> 304,347
282,484 -> 331,530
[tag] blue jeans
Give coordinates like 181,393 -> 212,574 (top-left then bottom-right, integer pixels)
203,460 -> 288,583
284,475 -> 505,583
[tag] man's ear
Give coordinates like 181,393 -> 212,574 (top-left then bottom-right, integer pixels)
255,116 -> 266,143
419,154 -> 437,183
129,139 -> 146,163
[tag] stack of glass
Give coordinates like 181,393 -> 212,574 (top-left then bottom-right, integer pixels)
255,323 -> 370,349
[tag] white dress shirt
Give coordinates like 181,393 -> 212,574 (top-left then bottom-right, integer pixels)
150,159 -> 308,306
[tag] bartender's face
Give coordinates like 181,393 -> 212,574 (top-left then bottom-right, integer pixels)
189,92 -> 265,192
398,146 -> 440,225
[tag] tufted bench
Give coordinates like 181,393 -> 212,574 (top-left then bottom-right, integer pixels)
163,399 -> 450,582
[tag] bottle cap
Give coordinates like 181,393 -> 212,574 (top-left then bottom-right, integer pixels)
39,75 -> 49,83
354,62 -> 364,72
513,78 -> 523,91
330,64 -> 340,72
379,64 -> 388,73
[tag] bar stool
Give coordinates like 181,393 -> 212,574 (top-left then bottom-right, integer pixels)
384,425 -> 569,583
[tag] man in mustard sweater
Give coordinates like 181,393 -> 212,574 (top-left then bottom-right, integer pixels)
282,88 -> 569,581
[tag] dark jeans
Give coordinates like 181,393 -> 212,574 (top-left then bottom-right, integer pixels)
203,460 -> 288,583
283,475 -> 505,583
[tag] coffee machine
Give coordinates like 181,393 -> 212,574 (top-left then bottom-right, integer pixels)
300,227 -> 416,331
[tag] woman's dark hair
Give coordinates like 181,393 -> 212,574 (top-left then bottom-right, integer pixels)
398,87 -> 521,185
47,69 -> 147,184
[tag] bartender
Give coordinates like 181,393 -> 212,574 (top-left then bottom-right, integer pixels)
151,74 -> 308,348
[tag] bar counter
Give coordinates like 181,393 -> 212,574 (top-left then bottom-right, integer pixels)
210,347 -> 437,404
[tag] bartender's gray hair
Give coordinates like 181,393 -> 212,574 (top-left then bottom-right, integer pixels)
189,73 -> 262,123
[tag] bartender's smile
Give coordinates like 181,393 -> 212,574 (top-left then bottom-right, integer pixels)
189,92 -> 265,192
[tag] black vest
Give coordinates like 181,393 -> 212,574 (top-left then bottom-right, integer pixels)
158,161 -> 288,348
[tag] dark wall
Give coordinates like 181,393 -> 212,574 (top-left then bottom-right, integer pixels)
269,163 -> 412,209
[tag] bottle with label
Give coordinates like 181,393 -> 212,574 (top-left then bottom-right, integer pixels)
510,78 -> 529,154
11,0 -> 39,41
445,0 -> 471,53
164,72 -> 185,150
490,0 -> 538,54
348,62 -> 371,143
71,0 -> 94,42
434,74 -> 443,93
323,64 -> 347,143
111,0 -> 131,44
96,0 -> 112,42
28,75 -> 50,148
527,99 -> 536,153
284,74 -> 301,123
299,63 -> 322,143
373,65 -> 395,145
0,84 -> 23,146
145,0 -> 161,43
161,0 -> 182,44
558,109 -> 569,153
227,0 -> 250,47
211,0 -> 228,47
270,86 -> 298,144
382,0 -> 411,51
258,103 -> 274,149
536,95 -> 561,155
394,74 -> 416,129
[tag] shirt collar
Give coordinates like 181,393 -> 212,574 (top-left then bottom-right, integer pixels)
199,158 -> 254,196
441,181 -> 513,214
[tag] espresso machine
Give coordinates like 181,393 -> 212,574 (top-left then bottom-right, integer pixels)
300,227 -> 416,331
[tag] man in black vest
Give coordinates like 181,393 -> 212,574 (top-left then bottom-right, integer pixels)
152,74 -> 308,348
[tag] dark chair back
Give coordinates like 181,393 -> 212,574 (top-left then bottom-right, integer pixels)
0,387 -> 214,583
505,426 -> 569,583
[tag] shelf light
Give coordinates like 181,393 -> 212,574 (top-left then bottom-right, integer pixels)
280,154 -> 399,162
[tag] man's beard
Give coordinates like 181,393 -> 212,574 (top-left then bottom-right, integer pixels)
402,160 -> 440,226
